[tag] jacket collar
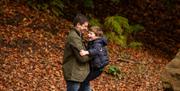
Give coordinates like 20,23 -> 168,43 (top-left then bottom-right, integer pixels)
72,27 -> 82,37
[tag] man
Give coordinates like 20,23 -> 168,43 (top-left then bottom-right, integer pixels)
62,14 -> 91,91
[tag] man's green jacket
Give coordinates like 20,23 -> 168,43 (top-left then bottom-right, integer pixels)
62,29 -> 90,82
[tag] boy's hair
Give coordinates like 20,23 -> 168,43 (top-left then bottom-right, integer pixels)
90,26 -> 104,37
73,14 -> 88,26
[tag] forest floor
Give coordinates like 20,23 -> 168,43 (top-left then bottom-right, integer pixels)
0,3 -> 171,91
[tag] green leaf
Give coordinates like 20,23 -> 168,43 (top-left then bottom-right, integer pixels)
84,0 -> 94,8
128,41 -> 142,49
130,24 -> 144,33
89,18 -> 101,26
51,0 -> 64,9
51,8 -> 63,16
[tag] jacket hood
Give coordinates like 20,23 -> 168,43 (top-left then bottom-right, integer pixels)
95,37 -> 108,46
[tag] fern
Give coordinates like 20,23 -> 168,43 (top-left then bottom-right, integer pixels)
104,16 -> 130,35
89,18 -> 101,26
26,0 -> 64,16
105,32 -> 116,43
105,32 -> 127,47
114,16 -> 130,31
118,35 -> 127,47
106,65 -> 125,79
104,16 -> 130,47
128,41 -> 142,49
106,65 -> 120,76
104,15 -> 143,48
51,7 -> 61,16
129,24 -> 144,33
51,0 -> 64,10
84,0 -> 94,8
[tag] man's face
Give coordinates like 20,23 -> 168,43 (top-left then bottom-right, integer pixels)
77,22 -> 89,34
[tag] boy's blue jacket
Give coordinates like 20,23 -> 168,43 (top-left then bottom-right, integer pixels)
87,37 -> 109,68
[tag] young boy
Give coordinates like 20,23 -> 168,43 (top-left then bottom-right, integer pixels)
80,26 -> 109,81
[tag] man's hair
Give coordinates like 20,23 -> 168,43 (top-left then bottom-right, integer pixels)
73,13 -> 88,26
90,26 -> 104,37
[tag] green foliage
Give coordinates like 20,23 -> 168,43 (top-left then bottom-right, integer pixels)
26,0 -> 64,16
129,24 -> 144,33
89,17 -> 101,27
106,32 -> 127,47
50,0 -> 64,16
106,65 -> 125,79
162,0 -> 175,8
128,41 -> 143,49
106,65 -> 120,76
104,16 -> 130,35
84,0 -> 94,8
104,15 -> 143,48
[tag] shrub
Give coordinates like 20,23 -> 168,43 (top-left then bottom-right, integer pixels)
104,15 -> 144,48
106,65 -> 120,76
128,41 -> 143,49
84,0 -> 94,8
88,15 -> 143,48
26,0 -> 64,16
106,65 -> 125,79
89,17 -> 101,27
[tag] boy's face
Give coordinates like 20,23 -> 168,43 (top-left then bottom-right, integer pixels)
88,31 -> 96,40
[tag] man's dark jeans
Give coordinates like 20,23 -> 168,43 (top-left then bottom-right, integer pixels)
66,67 -> 103,91
66,80 -> 91,91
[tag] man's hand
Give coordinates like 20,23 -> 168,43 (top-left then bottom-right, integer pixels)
80,50 -> 89,56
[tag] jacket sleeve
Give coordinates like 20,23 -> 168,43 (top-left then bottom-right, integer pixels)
88,43 -> 102,56
69,36 -> 90,63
